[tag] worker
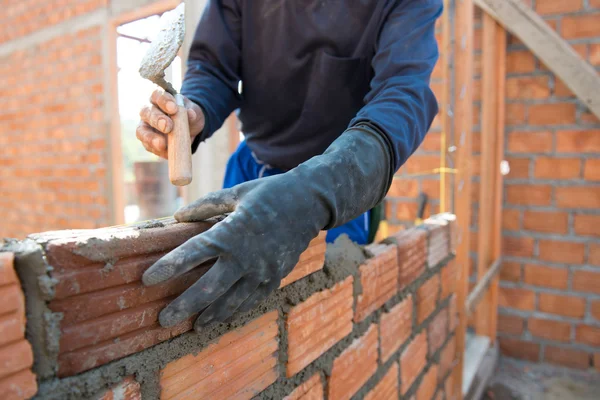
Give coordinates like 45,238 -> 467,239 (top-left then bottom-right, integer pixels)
137,0 -> 442,330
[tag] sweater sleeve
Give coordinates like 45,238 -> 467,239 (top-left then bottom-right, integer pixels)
181,0 -> 242,153
349,0 -> 443,172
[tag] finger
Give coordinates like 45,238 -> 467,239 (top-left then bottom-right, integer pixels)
175,188 -> 239,222
150,89 -> 178,115
136,122 -> 168,158
194,277 -> 260,328
142,231 -> 222,286
139,104 -> 173,134
158,258 -> 242,327
236,279 -> 280,314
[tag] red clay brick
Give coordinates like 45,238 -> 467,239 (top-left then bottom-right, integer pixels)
502,236 -> 534,257
506,185 -> 552,206
286,277 -> 354,377
0,340 -> 34,380
536,0 -> 582,15
576,324 -> 600,347
355,244 -> 399,322
539,240 -> 585,264
528,103 -> 576,125
98,377 -> 141,400
506,76 -> 550,99
534,158 -> 580,180
556,186 -> 600,209
498,287 -> 535,311
0,285 -> 21,317
440,260 -> 458,299
499,338 -> 540,362
0,369 -> 37,400
574,215 -> 600,237
388,179 -> 419,198
60,318 -> 193,377
500,262 -> 521,283
393,229 -> 427,290
380,295 -> 413,362
498,314 -> 525,335
417,274 -> 440,324
539,293 -> 586,318
328,324 -> 378,400
584,159 -> 600,181
401,332 -> 427,395
284,374 -> 323,400
416,365 -> 437,400
544,346 -> 590,370
505,157 -> 530,180
562,13 -> 600,39
507,131 -> 552,153
506,103 -> 526,126
507,50 -> 535,73
595,354 -> 600,372
502,209 -> 521,231
572,270 -> 600,294
523,265 -> 568,289
0,311 -> 25,349
0,253 -> 17,286
365,363 -> 398,400
523,211 -> 569,234
160,312 -> 279,400
428,308 -> 448,356
556,130 -> 600,153
438,337 -> 456,381
529,318 -> 571,343
591,244 -> 600,266
281,233 -> 327,287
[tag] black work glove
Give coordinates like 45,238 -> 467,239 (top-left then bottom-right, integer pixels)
142,123 -> 393,330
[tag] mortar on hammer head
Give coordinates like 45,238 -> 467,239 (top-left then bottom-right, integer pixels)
139,3 -> 192,186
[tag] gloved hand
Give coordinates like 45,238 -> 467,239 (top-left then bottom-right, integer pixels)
142,124 -> 393,330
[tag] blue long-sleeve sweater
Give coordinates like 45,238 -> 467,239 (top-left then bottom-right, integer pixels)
181,0 -> 442,172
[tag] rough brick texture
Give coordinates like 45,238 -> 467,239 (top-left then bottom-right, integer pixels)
355,244 -> 399,322
328,324 -> 378,400
7,213 -> 457,398
0,253 -> 37,400
160,312 -> 279,400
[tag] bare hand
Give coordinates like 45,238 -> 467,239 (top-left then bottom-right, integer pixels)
137,89 -> 205,159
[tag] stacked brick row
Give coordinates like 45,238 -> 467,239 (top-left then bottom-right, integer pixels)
22,215 -> 457,400
29,219 -> 327,378
484,0 -> 600,370
0,253 -> 37,400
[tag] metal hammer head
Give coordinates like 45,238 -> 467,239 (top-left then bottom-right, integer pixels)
139,3 -> 185,95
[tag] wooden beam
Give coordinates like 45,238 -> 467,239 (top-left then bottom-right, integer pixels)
474,12 -> 498,336
487,22 -> 507,345
439,0 -> 452,214
466,258 -> 502,316
474,0 -> 600,120
452,0 -> 475,398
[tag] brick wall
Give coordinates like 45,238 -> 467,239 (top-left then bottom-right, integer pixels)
3,213 -> 457,399
488,1 -> 600,370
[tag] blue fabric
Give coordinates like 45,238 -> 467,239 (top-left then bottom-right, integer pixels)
223,140 -> 370,245
182,0 -> 442,172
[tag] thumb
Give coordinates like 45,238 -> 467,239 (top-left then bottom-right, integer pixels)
175,187 -> 239,222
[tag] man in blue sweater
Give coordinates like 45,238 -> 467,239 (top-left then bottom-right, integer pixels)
137,0 -> 442,329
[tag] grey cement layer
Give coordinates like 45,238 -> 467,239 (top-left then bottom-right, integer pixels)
5,228 -> 455,400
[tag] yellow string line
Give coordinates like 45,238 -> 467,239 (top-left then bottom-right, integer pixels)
400,167 -> 458,178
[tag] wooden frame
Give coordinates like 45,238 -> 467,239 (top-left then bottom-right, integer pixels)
107,0 -> 182,225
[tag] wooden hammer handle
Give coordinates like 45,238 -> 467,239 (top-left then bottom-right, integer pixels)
168,94 -> 193,186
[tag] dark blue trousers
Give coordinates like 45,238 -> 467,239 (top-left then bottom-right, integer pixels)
223,140 -> 370,244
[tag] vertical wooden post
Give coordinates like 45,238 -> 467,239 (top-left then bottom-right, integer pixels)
488,23 -> 506,343
452,0 -> 475,398
474,12 -> 498,335
440,0 -> 452,214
